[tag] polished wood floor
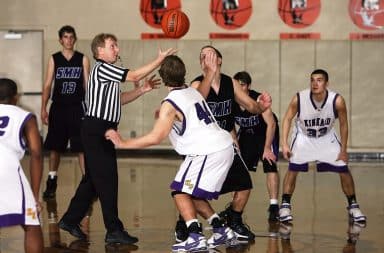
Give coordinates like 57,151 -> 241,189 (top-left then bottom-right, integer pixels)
1,157 -> 383,253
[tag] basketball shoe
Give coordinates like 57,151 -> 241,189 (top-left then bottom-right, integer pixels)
268,204 -> 280,222
279,222 -> 293,240
172,233 -> 207,252
347,204 -> 366,223
279,203 -> 293,222
219,204 -> 255,241
43,176 -> 57,200
174,219 -> 188,243
207,226 -> 235,248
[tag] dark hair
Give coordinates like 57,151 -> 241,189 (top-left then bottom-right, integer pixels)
158,55 -> 186,87
91,33 -> 118,59
58,25 -> 77,40
200,45 -> 223,59
233,71 -> 252,85
311,69 -> 329,82
0,78 -> 18,103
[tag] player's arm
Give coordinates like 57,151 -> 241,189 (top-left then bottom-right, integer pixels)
261,108 -> 277,164
233,80 -> 272,114
106,101 -> 176,148
121,75 -> 161,105
24,115 -> 43,209
125,47 -> 177,82
335,95 -> 349,163
282,94 -> 298,160
41,56 -> 54,125
82,55 -> 90,90
191,51 -> 217,98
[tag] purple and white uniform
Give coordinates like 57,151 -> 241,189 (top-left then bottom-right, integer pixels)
289,89 -> 348,172
164,87 -> 234,200
0,104 -> 40,227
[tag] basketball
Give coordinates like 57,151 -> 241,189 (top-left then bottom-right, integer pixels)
161,10 -> 190,38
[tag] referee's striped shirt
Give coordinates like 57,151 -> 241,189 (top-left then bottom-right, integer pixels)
85,60 -> 129,123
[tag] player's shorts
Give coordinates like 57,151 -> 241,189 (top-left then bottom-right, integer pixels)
170,145 -> 234,200
220,149 -> 253,194
239,134 -> 279,173
288,130 -> 348,173
0,157 -> 40,227
44,102 -> 85,152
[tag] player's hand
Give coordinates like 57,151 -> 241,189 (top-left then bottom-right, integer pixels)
336,150 -> 348,163
141,74 -> 161,93
257,92 -> 272,112
203,51 -> 218,74
41,110 -> 49,125
105,129 -> 123,148
158,47 -> 177,61
282,144 -> 292,161
263,148 -> 276,165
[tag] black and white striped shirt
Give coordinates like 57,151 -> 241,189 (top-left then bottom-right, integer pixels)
85,60 -> 128,123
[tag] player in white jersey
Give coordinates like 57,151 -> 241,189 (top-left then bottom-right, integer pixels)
0,78 -> 43,253
106,54 -> 241,251
279,69 -> 366,224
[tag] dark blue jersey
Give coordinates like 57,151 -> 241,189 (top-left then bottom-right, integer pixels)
234,90 -> 278,140
192,73 -> 235,132
51,51 -> 85,104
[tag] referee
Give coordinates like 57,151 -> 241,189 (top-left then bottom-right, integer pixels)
58,33 -> 176,244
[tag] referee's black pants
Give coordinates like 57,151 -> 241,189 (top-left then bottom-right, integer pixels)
61,117 -> 124,232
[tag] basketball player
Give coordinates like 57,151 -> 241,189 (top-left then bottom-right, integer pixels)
41,25 -> 90,199
106,54 -> 240,251
232,71 -> 280,222
172,45 -> 272,243
279,69 -> 366,224
0,78 -> 43,253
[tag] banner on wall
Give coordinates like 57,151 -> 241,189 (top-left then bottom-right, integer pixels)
209,0 -> 251,39
140,0 -> 181,39
349,0 -> 384,30
277,0 -> 321,28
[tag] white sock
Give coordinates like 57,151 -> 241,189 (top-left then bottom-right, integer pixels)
270,199 -> 278,205
207,213 -> 220,225
48,171 -> 57,179
186,219 -> 199,228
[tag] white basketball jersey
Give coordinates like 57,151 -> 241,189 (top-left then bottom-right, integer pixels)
295,89 -> 338,138
0,104 -> 40,226
0,104 -> 31,161
163,87 -> 233,155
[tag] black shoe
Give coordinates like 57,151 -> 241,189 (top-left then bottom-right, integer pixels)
105,230 -> 138,244
268,204 -> 280,222
231,221 -> 256,241
174,219 -> 188,242
58,219 -> 87,241
43,176 -> 57,200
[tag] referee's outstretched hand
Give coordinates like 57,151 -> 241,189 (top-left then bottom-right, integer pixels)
141,74 -> 161,93
158,47 -> 178,60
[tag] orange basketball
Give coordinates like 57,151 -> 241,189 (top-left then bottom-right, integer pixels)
161,10 -> 190,39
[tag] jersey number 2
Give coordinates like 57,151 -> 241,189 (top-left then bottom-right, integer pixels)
0,116 -> 10,136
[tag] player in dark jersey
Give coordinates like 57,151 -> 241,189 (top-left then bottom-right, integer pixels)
174,46 -> 272,243
41,25 -> 90,200
232,71 -> 280,222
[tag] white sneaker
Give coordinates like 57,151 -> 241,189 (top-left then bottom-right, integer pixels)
279,203 -> 293,222
172,233 -> 207,252
207,226 -> 235,248
348,204 -> 367,223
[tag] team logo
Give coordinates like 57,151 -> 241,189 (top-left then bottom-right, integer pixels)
140,0 -> 181,29
210,0 -> 252,29
349,0 -> 384,30
278,0 -> 321,28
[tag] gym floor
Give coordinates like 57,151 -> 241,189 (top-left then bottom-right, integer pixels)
1,156 -> 383,253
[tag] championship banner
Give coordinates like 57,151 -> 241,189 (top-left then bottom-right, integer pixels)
349,0 -> 384,30
278,0 -> 321,28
